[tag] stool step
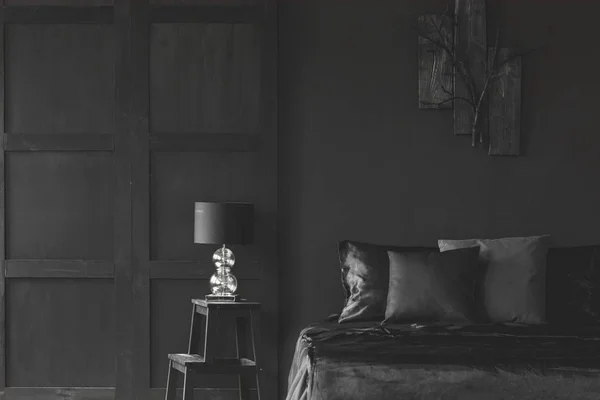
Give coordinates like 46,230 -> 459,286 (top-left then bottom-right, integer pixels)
168,353 -> 204,365
168,354 -> 257,374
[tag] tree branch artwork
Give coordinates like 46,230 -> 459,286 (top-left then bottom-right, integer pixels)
415,0 -> 543,155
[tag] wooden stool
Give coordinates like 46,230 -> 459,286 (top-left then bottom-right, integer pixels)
165,299 -> 262,400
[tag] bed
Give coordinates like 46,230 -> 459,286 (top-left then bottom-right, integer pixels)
287,319 -> 600,400
286,238 -> 600,400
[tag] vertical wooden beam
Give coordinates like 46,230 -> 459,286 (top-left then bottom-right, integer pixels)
114,0 -> 134,399
128,1 -> 151,399
417,15 -> 453,109
453,0 -> 487,136
115,2 -> 150,397
0,2 -> 6,397
114,0 -> 151,398
488,49 -> 522,156
259,0 -> 278,398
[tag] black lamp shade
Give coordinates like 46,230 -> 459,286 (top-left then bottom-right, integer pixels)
194,202 -> 254,245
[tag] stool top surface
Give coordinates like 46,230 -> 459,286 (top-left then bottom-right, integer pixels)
192,299 -> 261,308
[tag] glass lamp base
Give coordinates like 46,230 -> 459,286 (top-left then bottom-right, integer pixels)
208,245 -> 239,297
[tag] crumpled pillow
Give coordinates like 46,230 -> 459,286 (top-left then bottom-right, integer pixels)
338,240 -> 436,323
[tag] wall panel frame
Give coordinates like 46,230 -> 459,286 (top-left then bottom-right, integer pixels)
0,0 -> 277,399
1,3 -> 119,397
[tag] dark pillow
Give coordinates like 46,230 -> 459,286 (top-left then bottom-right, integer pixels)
338,240 -> 437,323
384,247 -> 481,324
438,235 -> 551,324
546,246 -> 600,326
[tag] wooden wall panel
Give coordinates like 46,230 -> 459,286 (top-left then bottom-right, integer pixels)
5,152 -> 114,260
149,23 -> 261,134
150,151 -> 258,260
0,1 -> 277,399
5,24 -> 114,134
150,279 -> 262,389
5,279 -> 115,387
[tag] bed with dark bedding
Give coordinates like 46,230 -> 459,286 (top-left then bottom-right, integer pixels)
286,238 -> 600,400
287,320 -> 600,400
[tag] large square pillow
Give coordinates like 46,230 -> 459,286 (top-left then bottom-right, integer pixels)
546,246 -> 600,326
438,235 -> 551,324
384,247 -> 481,324
338,240 -> 436,323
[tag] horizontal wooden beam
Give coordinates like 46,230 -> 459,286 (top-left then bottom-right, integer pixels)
150,5 -> 263,24
149,260 -> 261,280
4,133 -> 114,152
2,6 -> 113,24
5,260 -> 114,278
149,133 -> 260,152
2,387 -> 257,400
3,387 -> 115,400
148,388 -> 257,400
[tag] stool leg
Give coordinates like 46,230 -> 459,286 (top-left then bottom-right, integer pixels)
187,303 -> 203,355
183,367 -> 194,400
236,316 -> 251,400
165,360 -> 178,400
204,308 -> 218,364
250,309 -> 262,400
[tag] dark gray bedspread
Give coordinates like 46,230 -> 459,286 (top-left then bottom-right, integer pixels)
286,321 -> 600,400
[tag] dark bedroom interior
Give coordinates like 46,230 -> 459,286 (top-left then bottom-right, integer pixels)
0,0 -> 598,399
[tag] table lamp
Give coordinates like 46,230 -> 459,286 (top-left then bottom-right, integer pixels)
194,202 -> 254,302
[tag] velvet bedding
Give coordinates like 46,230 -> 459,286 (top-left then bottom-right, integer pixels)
286,320 -> 600,400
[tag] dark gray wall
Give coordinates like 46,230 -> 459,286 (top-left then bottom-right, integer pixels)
278,0 -> 600,394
